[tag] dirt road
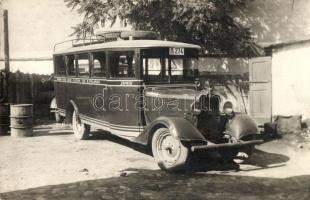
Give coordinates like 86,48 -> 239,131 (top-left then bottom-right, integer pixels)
0,121 -> 310,199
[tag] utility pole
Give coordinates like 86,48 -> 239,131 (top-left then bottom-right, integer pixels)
1,10 -> 10,103
3,9 -> 10,72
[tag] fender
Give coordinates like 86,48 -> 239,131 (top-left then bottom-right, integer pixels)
68,100 -> 79,115
50,97 -> 57,110
133,116 -> 207,145
63,100 -> 81,123
225,114 -> 259,140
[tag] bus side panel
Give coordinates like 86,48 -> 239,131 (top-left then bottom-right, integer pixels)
89,84 -> 108,124
108,85 -> 141,131
62,80 -> 109,127
70,83 -> 92,116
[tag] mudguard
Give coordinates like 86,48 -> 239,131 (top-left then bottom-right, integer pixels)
50,97 -> 57,110
225,114 -> 259,140
133,116 -> 207,145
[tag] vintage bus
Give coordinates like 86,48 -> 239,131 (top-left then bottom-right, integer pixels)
51,31 -> 262,172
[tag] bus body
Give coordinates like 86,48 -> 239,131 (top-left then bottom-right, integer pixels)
52,34 -> 262,172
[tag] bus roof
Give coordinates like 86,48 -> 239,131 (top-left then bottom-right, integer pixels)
54,39 -> 201,55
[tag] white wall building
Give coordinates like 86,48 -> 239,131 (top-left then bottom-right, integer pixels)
268,41 -> 310,119
247,40 -> 310,124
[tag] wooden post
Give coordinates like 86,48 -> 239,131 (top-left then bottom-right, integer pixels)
3,10 -> 10,72
30,74 -> 35,120
16,71 -> 20,103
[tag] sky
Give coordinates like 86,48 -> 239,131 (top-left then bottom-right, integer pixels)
0,0 -> 128,74
1,0 -> 310,74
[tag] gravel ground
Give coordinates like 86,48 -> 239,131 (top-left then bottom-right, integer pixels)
0,120 -> 310,199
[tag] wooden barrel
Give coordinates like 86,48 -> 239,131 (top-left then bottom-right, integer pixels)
0,103 -> 10,135
276,115 -> 302,134
10,104 -> 34,137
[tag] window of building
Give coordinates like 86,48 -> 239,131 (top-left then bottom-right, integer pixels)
66,55 -> 76,76
109,51 -> 135,78
77,53 -> 90,77
54,56 -> 66,76
92,51 -> 106,77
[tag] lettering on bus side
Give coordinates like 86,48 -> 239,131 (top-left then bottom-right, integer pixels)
56,77 -> 67,82
86,79 -> 101,84
121,81 -> 133,86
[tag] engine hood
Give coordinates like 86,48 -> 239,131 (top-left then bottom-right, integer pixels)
143,85 -> 220,123
144,87 -> 200,100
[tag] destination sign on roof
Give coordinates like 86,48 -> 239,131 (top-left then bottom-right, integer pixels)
169,47 -> 184,56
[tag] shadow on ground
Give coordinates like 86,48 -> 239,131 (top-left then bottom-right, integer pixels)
1,168 -> 309,200
34,129 -> 73,137
89,131 -> 151,155
243,149 -> 290,167
34,130 -> 73,136
88,130 -> 290,173
2,125 -> 296,199
34,127 -> 291,173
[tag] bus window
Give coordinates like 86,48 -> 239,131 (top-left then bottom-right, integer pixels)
109,51 -> 135,78
55,56 -> 66,76
92,51 -> 106,77
171,59 -> 183,76
77,53 -> 90,77
66,55 -> 76,76
142,58 -> 168,82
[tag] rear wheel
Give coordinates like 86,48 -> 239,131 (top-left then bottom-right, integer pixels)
152,128 -> 191,172
72,110 -> 90,140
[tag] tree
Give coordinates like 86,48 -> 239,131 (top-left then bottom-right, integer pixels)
65,0 -> 257,56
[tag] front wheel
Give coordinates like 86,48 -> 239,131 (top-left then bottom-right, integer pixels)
72,110 -> 90,140
152,128 -> 191,172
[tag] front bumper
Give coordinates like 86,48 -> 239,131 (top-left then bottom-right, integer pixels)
190,139 -> 264,152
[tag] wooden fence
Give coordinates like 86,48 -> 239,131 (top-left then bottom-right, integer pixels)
0,70 -> 54,119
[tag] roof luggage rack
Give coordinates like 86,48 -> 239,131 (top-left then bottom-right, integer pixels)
54,30 -> 158,52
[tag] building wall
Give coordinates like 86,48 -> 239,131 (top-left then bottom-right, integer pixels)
271,43 -> 310,118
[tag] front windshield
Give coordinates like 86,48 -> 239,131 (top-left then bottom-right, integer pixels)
142,48 -> 199,83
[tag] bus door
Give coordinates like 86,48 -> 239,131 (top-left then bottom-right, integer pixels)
107,50 -> 142,137
88,51 -> 109,124
70,53 -> 94,119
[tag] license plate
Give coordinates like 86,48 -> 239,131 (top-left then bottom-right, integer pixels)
169,47 -> 184,55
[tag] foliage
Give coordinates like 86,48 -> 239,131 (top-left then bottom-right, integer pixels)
65,0 -> 257,56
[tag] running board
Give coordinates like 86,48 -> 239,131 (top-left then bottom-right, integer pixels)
190,140 -> 264,152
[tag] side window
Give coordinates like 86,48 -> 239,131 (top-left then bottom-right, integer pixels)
143,58 -> 167,82
171,59 -> 183,75
77,53 -> 90,77
66,55 -> 76,76
54,56 -> 66,76
109,51 -> 135,78
92,51 -> 106,77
